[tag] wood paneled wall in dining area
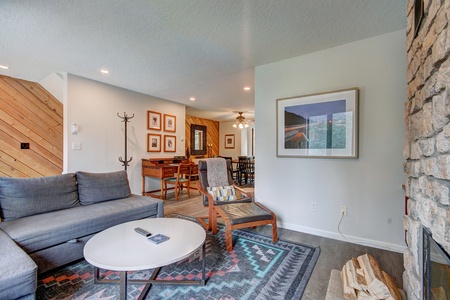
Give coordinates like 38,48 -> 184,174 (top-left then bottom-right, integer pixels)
185,116 -> 219,158
0,75 -> 63,178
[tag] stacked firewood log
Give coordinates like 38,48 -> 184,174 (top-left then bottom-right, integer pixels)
340,254 -> 401,300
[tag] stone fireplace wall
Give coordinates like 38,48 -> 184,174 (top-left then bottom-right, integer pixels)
403,0 -> 450,299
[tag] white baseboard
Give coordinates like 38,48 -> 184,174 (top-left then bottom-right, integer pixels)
278,221 -> 407,253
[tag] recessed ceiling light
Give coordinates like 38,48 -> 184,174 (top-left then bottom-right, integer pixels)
0,65 -> 10,70
100,69 -> 109,74
244,86 -> 251,91
189,97 -> 196,101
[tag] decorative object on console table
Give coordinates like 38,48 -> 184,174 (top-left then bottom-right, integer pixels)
164,135 -> 176,152
207,144 -> 212,158
117,112 -> 134,170
147,110 -> 161,130
224,134 -> 235,149
276,88 -> 359,159
147,134 -> 161,152
163,114 -> 176,132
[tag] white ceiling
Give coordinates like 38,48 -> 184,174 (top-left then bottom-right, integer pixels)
0,0 -> 406,121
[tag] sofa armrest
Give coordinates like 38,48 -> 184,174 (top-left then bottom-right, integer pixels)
0,229 -> 37,300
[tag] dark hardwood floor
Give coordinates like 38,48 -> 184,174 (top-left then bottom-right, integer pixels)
162,187 -> 405,300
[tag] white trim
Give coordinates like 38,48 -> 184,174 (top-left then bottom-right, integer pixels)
278,221 -> 407,253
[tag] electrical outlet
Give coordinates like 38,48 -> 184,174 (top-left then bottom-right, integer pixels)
311,202 -> 317,211
20,142 -> 30,149
72,142 -> 82,150
340,206 -> 347,216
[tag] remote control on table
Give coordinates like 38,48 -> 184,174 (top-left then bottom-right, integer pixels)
134,227 -> 152,237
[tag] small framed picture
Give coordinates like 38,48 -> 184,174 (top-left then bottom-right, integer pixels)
164,135 -> 176,152
225,134 -> 235,149
147,111 -> 161,130
163,114 -> 176,132
147,134 -> 161,152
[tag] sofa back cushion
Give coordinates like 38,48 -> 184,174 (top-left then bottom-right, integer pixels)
76,170 -> 131,205
0,173 -> 79,222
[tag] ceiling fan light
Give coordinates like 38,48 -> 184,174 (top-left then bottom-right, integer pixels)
239,123 -> 244,129
244,123 -> 249,128
233,123 -> 237,128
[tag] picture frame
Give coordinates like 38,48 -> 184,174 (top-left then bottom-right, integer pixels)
225,134 -> 235,149
147,111 -> 161,130
164,135 -> 176,152
163,114 -> 176,132
147,134 -> 161,152
276,88 -> 359,158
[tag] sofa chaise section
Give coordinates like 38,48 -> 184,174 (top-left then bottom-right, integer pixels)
0,229 -> 37,300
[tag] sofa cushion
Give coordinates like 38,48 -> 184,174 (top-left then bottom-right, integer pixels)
0,195 -> 162,253
0,173 -> 79,222
76,170 -> 131,205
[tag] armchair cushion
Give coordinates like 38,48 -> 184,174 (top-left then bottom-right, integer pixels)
207,185 -> 236,201
219,202 -> 273,225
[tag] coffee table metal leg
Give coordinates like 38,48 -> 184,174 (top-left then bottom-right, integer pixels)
119,271 -> 127,300
137,267 -> 161,300
201,241 -> 206,284
92,242 -> 206,298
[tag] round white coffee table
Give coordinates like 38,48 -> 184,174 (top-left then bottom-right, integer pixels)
83,218 -> 206,300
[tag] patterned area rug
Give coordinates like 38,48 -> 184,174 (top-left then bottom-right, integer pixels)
36,215 -> 320,300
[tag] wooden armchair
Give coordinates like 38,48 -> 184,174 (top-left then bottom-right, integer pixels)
196,158 -> 278,251
163,163 -> 192,200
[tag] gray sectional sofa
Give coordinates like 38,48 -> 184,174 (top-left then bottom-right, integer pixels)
0,170 -> 164,300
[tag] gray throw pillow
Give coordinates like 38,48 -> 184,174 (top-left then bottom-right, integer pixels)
0,173 -> 79,222
76,170 -> 131,205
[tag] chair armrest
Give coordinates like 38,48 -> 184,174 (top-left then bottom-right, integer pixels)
234,185 -> 253,200
196,181 -> 253,206
196,180 -> 216,207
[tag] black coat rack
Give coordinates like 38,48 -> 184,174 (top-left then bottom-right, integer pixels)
117,112 -> 134,170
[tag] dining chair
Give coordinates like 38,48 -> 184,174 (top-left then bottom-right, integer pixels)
196,158 -> 278,251
163,163 -> 192,200
245,157 -> 255,185
237,156 -> 248,185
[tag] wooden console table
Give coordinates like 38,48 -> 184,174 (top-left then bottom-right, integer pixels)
141,158 -> 198,199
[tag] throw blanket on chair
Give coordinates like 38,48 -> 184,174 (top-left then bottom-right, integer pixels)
206,158 -> 229,187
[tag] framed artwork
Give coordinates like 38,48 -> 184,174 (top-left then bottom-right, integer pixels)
163,114 -> 176,132
276,88 -> 359,158
147,111 -> 161,130
147,134 -> 161,152
225,134 -> 235,149
164,135 -> 176,152
190,124 -> 207,156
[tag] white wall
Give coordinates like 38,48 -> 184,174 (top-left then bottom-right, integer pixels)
219,121 -> 242,159
219,122 -> 255,158
39,72 -> 65,103
65,74 -> 186,194
255,30 -> 407,252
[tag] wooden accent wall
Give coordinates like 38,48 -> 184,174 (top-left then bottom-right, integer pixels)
0,75 -> 63,178
185,116 -> 219,158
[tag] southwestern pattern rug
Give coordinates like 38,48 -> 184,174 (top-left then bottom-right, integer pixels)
36,215 -> 320,300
